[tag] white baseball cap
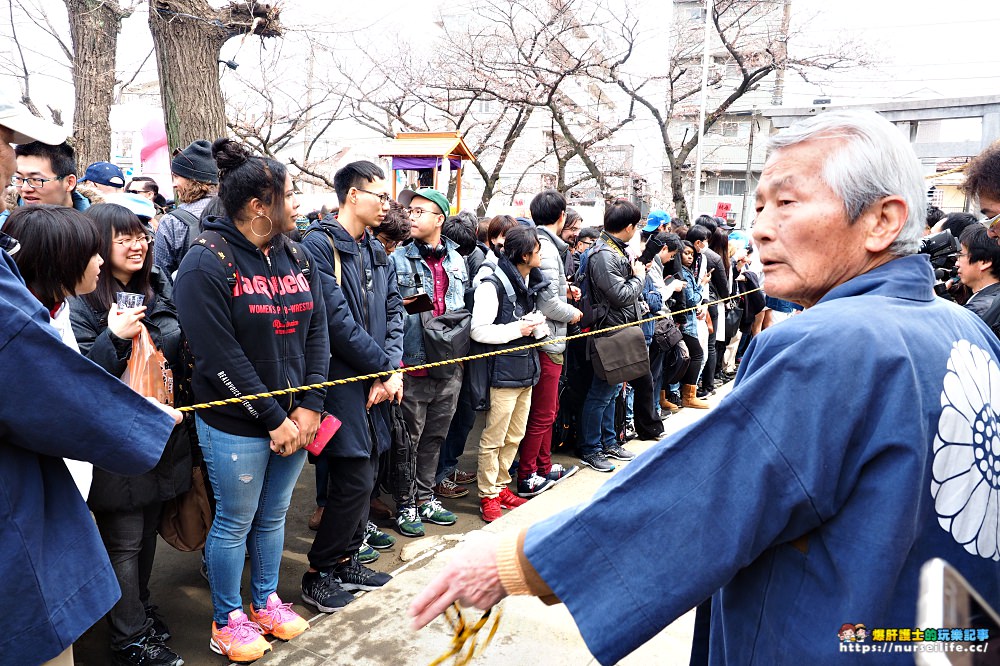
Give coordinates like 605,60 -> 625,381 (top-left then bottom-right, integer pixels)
0,95 -> 69,145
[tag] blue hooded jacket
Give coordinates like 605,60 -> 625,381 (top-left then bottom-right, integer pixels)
524,254 -> 1000,664
0,247 -> 174,664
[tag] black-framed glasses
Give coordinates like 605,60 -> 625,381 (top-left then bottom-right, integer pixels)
125,189 -> 147,195
356,188 -> 391,205
579,239 -> 595,248
407,207 -> 440,218
11,175 -> 65,189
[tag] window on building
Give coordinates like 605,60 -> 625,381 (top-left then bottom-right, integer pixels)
721,122 -> 739,137
477,98 -> 494,114
686,7 -> 707,21
718,178 -> 747,196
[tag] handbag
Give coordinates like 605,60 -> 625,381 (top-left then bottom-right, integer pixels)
724,300 -> 743,343
590,325 -> 650,385
388,401 -> 416,501
419,308 -> 472,379
653,316 -> 684,351
158,465 -> 212,551
123,323 -> 174,406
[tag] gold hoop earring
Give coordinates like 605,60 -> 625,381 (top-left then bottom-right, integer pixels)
249,214 -> 273,238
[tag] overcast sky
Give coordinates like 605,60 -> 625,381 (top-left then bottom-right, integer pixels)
11,0 -> 1000,124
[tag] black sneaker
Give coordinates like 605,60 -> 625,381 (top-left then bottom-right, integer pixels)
112,632 -> 183,666
301,569 -> 355,613
604,442 -> 636,461
332,555 -> 392,592
580,452 -> 615,472
623,421 -> 638,441
145,605 -> 171,643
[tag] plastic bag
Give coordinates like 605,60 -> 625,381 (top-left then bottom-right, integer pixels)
122,323 -> 174,406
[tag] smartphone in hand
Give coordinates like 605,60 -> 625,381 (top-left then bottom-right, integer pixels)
305,413 -> 342,455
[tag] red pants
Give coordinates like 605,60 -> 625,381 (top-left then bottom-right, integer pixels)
517,352 -> 562,481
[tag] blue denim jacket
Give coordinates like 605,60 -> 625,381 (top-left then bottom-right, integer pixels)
390,238 -> 469,366
679,266 -> 703,337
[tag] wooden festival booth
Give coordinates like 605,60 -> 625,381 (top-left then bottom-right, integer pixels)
378,132 -> 476,213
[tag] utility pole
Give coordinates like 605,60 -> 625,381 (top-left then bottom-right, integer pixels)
740,108 -> 758,229
692,0 -> 714,218
771,0 -> 792,106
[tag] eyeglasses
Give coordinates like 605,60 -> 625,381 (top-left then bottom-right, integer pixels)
407,207 -> 440,219
579,240 -> 595,248
356,188 -> 391,205
11,175 -> 65,189
112,235 -> 151,249
125,189 -> 147,195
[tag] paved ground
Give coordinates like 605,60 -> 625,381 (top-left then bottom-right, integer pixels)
74,385 -> 729,665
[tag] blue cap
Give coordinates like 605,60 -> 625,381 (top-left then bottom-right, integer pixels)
105,193 -> 156,221
643,209 -> 671,232
729,230 -> 751,248
82,161 -> 125,188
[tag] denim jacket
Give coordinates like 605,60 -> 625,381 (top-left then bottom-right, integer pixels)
390,238 -> 469,366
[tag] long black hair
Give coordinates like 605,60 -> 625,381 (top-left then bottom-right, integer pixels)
83,203 -> 154,311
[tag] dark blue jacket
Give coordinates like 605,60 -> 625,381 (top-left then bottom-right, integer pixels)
173,216 -> 329,437
479,256 -> 548,388
0,249 -> 174,664
301,217 -> 404,457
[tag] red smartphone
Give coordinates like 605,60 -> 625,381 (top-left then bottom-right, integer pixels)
305,413 -> 341,455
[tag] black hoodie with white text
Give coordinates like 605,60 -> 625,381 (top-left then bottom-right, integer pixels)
174,215 -> 329,437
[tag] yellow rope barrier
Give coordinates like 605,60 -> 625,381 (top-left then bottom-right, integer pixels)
427,602 -> 502,666
176,289 -> 761,413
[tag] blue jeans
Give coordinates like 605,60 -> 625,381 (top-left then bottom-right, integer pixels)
197,417 -> 306,625
579,380 -> 622,456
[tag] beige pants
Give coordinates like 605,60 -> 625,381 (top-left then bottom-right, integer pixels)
477,385 -> 533,498
42,646 -> 73,666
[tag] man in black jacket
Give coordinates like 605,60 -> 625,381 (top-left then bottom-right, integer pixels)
578,200 -> 646,472
956,224 -> 1000,322
687,224 -> 728,395
300,161 -> 404,613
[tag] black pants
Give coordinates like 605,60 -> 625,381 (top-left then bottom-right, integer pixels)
649,340 -> 666,400
93,503 -> 162,649
629,364 -> 662,437
701,304 -> 718,390
308,447 -> 379,570
682,333 -> 704,386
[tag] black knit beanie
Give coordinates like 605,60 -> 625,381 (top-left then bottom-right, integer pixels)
171,139 -> 219,184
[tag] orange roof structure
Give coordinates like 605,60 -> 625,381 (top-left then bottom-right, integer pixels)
378,132 -> 476,161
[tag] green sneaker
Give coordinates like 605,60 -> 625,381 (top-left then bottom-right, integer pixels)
358,542 -> 379,564
365,521 -> 396,550
418,498 -> 457,526
395,505 -> 425,537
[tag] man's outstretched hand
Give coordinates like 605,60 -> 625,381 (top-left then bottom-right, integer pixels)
409,532 -> 509,630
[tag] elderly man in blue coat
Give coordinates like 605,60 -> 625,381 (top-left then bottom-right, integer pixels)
0,94 -> 178,666
300,161 -> 405,613
410,109 -> 1000,664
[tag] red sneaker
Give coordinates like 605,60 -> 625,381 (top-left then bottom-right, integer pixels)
480,496 -> 502,523
499,487 -> 527,509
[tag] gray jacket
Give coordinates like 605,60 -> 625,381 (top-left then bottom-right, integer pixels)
535,225 -> 580,354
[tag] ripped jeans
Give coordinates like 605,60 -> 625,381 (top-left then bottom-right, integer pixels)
196,416 -> 306,625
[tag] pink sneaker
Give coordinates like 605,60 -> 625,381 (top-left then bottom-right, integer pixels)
250,592 -> 309,640
210,609 -> 271,663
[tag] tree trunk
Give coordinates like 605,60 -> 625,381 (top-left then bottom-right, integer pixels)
148,0 -> 282,152
65,0 -> 125,169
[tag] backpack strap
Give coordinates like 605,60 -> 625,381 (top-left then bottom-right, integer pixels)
194,230 -> 237,286
172,208 -> 202,256
491,267 -> 522,317
303,227 -> 340,285
286,240 -> 311,279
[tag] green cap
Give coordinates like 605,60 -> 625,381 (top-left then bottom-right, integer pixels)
397,188 -> 451,216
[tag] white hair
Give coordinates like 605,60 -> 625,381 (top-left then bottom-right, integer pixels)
767,109 -> 927,256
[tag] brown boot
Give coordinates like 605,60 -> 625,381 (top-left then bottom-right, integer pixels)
660,390 -> 680,414
682,384 -> 710,409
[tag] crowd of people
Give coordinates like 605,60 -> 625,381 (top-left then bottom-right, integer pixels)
7,93 -> 1000,666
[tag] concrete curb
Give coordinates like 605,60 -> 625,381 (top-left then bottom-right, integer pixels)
262,386 -> 730,665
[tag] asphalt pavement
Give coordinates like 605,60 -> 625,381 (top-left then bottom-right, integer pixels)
73,384 -> 728,665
